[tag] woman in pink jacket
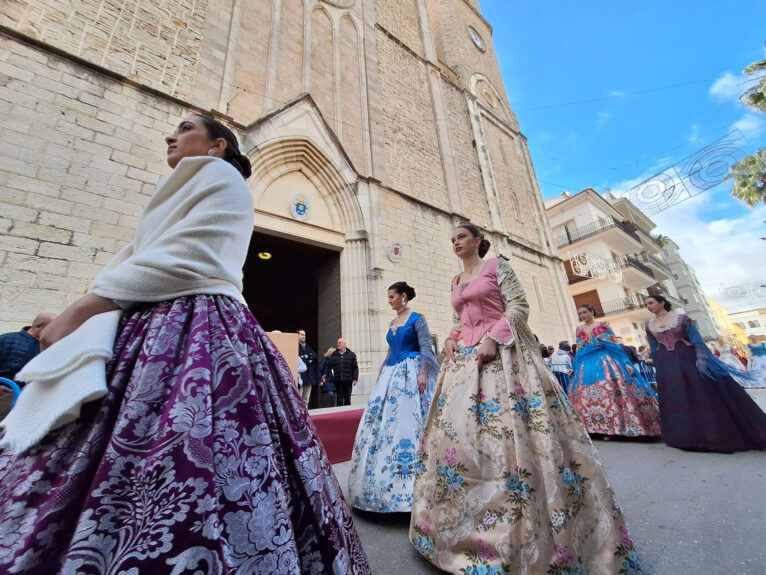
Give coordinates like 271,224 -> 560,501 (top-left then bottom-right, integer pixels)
409,223 -> 643,575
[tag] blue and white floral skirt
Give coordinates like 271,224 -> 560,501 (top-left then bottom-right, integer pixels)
348,357 -> 436,512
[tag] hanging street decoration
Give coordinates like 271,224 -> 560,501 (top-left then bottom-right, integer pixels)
626,130 -> 748,215
569,252 -> 624,283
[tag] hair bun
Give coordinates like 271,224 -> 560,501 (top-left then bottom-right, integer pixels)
233,154 -> 252,179
478,238 -> 491,258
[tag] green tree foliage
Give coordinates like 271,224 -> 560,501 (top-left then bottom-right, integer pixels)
729,48 -> 766,208
740,56 -> 766,113
653,234 -> 669,248
728,149 -> 766,209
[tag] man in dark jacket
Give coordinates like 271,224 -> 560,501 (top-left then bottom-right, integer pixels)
0,312 -> 56,384
321,337 -> 358,406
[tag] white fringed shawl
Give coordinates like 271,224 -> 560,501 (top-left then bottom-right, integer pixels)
90,156 -> 254,303
0,157 -> 254,453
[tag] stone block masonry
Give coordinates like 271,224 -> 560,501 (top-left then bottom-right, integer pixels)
0,0 -> 208,100
0,35 -> 190,333
0,0 -> 578,358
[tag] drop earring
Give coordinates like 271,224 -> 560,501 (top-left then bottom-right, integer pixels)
207,149 -> 215,156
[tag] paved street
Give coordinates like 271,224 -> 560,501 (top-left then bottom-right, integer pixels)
333,390 -> 766,575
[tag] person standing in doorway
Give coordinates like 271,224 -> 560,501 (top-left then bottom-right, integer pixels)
318,347 -> 338,407
297,329 -> 318,406
322,337 -> 358,406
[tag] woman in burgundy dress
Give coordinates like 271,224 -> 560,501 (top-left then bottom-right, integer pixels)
0,115 -> 369,574
644,295 -> 766,453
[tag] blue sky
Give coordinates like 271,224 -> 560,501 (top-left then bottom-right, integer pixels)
479,0 -> 766,311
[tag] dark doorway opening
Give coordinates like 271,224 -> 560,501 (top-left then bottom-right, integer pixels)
243,231 -> 342,372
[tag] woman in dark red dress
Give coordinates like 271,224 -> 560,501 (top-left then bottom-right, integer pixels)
644,295 -> 766,453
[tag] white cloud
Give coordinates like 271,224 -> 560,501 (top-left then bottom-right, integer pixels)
731,113 -> 766,140
596,111 -> 613,130
687,124 -> 700,144
709,72 -> 748,103
606,89 -> 627,98
651,192 -> 766,313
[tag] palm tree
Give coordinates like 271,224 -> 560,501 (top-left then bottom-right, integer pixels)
740,56 -> 766,113
729,47 -> 766,208
727,149 -> 766,209
653,234 -> 669,248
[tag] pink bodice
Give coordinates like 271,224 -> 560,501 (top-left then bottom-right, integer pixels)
646,314 -> 692,351
450,258 -> 514,348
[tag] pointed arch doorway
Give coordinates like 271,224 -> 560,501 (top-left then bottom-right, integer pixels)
243,231 -> 342,365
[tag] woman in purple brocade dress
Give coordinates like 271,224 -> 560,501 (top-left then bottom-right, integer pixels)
644,295 -> 766,453
0,115 -> 370,574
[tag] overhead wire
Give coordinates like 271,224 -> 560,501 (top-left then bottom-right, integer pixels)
515,75 -> 763,112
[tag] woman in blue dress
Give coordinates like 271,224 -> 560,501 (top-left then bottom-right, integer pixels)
569,304 -> 661,437
348,282 -> 439,512
746,335 -> 766,388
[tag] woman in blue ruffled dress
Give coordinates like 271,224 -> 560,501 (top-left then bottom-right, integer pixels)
348,282 -> 439,512
569,304 -> 661,437
746,335 -> 766,388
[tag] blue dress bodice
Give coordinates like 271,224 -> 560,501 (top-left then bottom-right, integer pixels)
384,312 -> 422,366
749,343 -> 766,357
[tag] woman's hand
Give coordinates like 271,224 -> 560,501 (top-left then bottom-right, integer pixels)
476,338 -> 498,371
625,364 -> 635,376
444,338 -> 458,364
417,372 -> 427,394
39,294 -> 120,350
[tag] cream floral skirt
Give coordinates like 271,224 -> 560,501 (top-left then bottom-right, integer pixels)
409,334 -> 642,575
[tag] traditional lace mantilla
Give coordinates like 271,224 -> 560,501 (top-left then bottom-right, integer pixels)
647,313 -> 681,333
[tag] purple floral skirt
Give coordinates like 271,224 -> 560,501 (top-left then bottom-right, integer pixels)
0,296 -> 370,574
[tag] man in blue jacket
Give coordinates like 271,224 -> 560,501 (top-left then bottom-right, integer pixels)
0,312 -> 56,384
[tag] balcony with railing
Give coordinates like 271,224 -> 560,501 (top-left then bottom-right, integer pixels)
590,296 -> 653,320
642,253 -> 673,278
554,217 -> 642,250
634,226 -> 663,250
623,255 -> 654,276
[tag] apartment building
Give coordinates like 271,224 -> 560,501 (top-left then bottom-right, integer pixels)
545,188 -> 682,346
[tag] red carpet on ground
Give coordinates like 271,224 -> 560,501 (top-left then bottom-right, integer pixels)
310,408 -> 364,464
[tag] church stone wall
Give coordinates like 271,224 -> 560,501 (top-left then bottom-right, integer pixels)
375,0 -> 425,58
0,0 -> 576,354
373,188 -> 458,345
0,36 -> 189,332
441,80 -> 490,229
375,28 -> 448,209
1,0 -> 207,100
482,119 -> 543,247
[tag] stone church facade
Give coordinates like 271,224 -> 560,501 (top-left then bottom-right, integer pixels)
0,0 -> 576,390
